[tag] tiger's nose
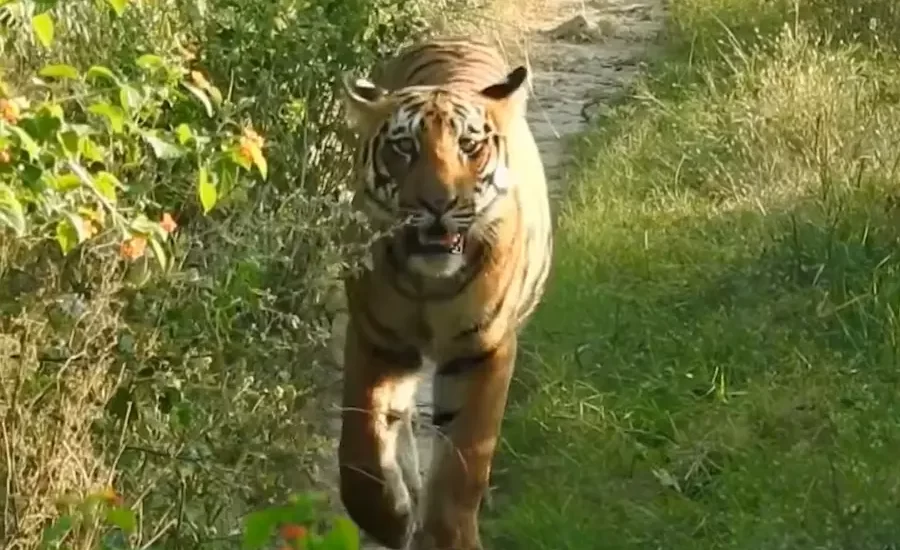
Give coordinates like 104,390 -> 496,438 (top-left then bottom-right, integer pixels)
418,195 -> 458,215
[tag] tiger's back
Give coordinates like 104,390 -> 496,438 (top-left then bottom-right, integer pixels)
337,37 -> 552,550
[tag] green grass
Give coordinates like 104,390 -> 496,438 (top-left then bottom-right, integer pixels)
486,1 -> 900,548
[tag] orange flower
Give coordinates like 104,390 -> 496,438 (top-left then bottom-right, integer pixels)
0,149 -> 10,164
237,126 -> 265,164
279,523 -> 307,541
0,99 -> 19,124
120,236 -> 147,260
160,212 -> 177,234
237,143 -> 253,163
241,126 -> 264,148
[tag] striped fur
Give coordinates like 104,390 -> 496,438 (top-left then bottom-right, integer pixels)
337,37 -> 553,550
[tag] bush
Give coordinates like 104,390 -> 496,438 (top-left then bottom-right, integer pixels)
0,0 -> 464,548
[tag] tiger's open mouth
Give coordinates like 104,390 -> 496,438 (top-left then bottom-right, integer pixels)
405,225 -> 466,255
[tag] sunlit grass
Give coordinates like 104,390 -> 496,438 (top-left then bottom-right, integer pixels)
486,1 -> 900,548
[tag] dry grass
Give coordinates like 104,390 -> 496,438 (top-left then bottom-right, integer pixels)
423,0 -> 554,70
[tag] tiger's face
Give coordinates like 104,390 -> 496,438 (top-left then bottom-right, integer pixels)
341,67 -> 528,278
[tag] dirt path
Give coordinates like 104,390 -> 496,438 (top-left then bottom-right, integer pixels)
317,0 -> 666,546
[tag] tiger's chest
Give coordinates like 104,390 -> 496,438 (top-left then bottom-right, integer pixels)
348,246 -> 525,358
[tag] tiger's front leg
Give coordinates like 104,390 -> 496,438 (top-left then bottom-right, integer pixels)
417,335 -> 517,550
339,323 -> 422,550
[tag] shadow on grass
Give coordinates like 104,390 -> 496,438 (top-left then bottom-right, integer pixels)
482,2 -> 900,543
488,185 -> 900,549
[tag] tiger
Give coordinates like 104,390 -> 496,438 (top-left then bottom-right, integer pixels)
336,36 -> 553,550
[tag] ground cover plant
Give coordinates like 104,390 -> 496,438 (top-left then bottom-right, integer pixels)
485,0 -> 900,548
0,0 -> 471,548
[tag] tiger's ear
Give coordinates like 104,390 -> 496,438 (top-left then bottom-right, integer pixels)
480,66 -> 529,129
340,73 -> 392,133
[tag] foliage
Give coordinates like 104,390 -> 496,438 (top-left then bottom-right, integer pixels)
35,490 -> 359,550
0,0 -> 470,548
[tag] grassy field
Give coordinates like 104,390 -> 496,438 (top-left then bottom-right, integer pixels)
485,0 -> 900,548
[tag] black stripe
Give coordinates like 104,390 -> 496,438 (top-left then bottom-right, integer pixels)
453,269 -> 512,340
361,304 -> 401,344
383,243 -> 419,300
368,342 -> 420,370
432,410 -> 457,429
452,216 -> 523,340
407,58 -> 450,82
438,347 -> 498,376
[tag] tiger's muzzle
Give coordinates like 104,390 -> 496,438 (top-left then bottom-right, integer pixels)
404,221 -> 466,256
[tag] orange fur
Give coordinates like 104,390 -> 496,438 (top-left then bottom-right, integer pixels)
337,37 -> 552,549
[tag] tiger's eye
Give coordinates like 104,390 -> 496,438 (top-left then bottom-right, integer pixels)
391,138 -> 416,154
459,137 -> 482,155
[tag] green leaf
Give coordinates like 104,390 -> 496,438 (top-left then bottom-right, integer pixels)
39,64 -> 79,80
142,133 -> 185,160
182,82 -> 213,117
86,65 -> 119,84
118,84 -> 142,113
7,126 -> 40,160
135,54 -> 165,71
80,137 -> 105,163
0,183 -> 25,237
129,214 -> 167,241
57,130 -> 79,157
207,85 -> 223,106
43,103 -> 65,120
105,0 -> 130,16
241,509 -> 277,550
249,143 -> 267,180
174,123 -> 193,145
51,173 -> 81,192
31,13 -> 54,48
105,507 -> 136,534
39,514 -> 73,550
55,216 -> 81,254
87,102 -> 125,133
197,165 -> 216,214
93,171 -> 120,203
148,236 -> 167,270
321,517 -> 359,550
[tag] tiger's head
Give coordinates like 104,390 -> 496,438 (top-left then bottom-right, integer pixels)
340,66 -> 529,278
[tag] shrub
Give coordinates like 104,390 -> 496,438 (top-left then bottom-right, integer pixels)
0,0 -> 465,548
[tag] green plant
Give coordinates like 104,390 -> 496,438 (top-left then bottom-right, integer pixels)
0,0 -> 476,547
241,493 -> 359,550
0,51 -> 266,269
35,491 -> 360,550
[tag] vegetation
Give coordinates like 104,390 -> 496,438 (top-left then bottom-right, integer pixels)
9,0 -> 900,547
0,0 -> 469,548
487,0 -> 900,548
